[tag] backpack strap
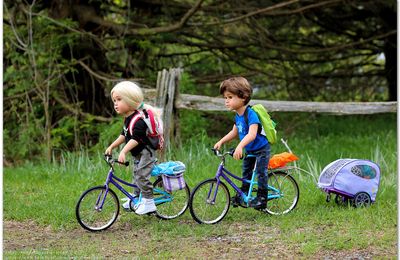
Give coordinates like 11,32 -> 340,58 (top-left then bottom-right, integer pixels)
243,105 -> 250,126
128,111 -> 143,136
142,109 -> 157,136
243,105 -> 262,135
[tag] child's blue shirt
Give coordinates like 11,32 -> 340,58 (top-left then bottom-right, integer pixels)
235,106 -> 268,152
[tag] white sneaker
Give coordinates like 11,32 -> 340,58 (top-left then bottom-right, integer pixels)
122,200 -> 131,211
122,194 -> 139,211
134,198 -> 157,215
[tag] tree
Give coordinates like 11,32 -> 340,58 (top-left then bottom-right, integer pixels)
4,0 -> 396,162
21,0 -> 396,101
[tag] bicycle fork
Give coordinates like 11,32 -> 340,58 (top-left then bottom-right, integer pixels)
94,169 -> 114,211
205,166 -> 225,205
206,181 -> 219,205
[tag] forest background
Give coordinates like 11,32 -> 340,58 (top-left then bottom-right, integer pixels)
3,0 -> 397,164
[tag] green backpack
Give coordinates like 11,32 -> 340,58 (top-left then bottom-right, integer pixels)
244,104 -> 277,144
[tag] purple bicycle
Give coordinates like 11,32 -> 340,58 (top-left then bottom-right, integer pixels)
75,155 -> 190,232
189,149 -> 299,224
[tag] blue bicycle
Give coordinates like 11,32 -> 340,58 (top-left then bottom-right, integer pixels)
76,155 -> 190,231
189,149 -> 299,224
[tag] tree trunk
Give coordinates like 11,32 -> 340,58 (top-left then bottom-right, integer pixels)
384,34 -> 397,101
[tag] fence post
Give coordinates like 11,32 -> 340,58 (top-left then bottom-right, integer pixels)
156,68 -> 183,156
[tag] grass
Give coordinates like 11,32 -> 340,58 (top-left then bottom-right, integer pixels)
3,113 -> 397,258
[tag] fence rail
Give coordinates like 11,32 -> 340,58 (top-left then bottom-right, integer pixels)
145,68 -> 397,150
176,94 -> 397,114
144,89 -> 397,114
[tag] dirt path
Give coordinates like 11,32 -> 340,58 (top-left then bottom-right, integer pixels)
3,220 -> 396,259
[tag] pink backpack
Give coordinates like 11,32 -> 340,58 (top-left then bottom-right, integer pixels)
128,109 -> 164,150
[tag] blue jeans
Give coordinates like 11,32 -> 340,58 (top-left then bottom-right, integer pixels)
242,144 -> 270,192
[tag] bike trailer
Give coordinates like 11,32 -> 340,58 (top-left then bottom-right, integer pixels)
318,159 -> 380,207
151,161 -> 186,192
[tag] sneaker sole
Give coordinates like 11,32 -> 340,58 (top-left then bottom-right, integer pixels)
135,210 -> 157,216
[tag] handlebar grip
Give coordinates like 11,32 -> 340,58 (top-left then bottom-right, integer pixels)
104,154 -> 129,166
115,160 -> 129,166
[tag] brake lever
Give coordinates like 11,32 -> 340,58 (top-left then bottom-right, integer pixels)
211,148 -> 219,156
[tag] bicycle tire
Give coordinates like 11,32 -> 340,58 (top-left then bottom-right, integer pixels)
76,186 -> 119,232
263,171 -> 299,215
189,178 -> 230,224
153,177 -> 190,220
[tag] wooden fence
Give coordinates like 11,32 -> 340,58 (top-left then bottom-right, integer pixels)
144,68 -> 397,149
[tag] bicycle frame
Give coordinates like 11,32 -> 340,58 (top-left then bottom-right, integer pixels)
95,166 -> 171,210
211,160 -> 285,207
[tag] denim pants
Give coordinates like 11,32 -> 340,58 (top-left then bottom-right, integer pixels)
242,144 -> 271,192
132,148 -> 156,199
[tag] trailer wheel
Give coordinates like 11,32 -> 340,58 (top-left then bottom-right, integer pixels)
326,193 -> 331,202
334,195 -> 349,206
352,192 -> 371,208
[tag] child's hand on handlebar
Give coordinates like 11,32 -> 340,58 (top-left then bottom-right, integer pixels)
213,141 -> 223,151
233,146 -> 243,160
105,147 -> 113,155
118,152 -> 127,164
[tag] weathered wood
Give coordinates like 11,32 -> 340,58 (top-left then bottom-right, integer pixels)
145,89 -> 397,114
143,88 -> 157,103
176,94 -> 397,114
154,68 -> 183,153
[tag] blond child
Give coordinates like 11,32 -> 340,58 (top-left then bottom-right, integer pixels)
105,81 -> 161,215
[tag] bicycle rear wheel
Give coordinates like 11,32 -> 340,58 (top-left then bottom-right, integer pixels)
189,179 -> 230,224
76,186 -> 119,231
264,171 -> 299,215
153,177 -> 190,219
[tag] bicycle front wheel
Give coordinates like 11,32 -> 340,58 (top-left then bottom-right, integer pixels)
264,171 -> 299,215
153,177 -> 190,220
189,179 -> 230,224
76,186 -> 119,232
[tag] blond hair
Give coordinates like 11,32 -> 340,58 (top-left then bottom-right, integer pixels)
111,81 -> 162,118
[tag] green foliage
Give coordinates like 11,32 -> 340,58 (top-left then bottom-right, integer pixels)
3,1 -> 396,165
90,118 -> 125,153
50,117 -> 76,149
180,71 -> 197,94
4,10 -> 80,162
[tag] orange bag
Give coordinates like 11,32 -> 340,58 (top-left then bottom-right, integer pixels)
268,152 -> 299,169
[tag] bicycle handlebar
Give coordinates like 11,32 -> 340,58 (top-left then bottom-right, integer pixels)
104,154 -> 130,167
211,148 -> 256,160
211,148 -> 235,158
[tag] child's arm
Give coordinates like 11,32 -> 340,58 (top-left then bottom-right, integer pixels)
233,124 -> 258,160
105,135 -> 125,155
214,125 -> 238,150
118,139 -> 138,163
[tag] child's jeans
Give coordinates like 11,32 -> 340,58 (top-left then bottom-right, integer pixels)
241,144 -> 271,193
